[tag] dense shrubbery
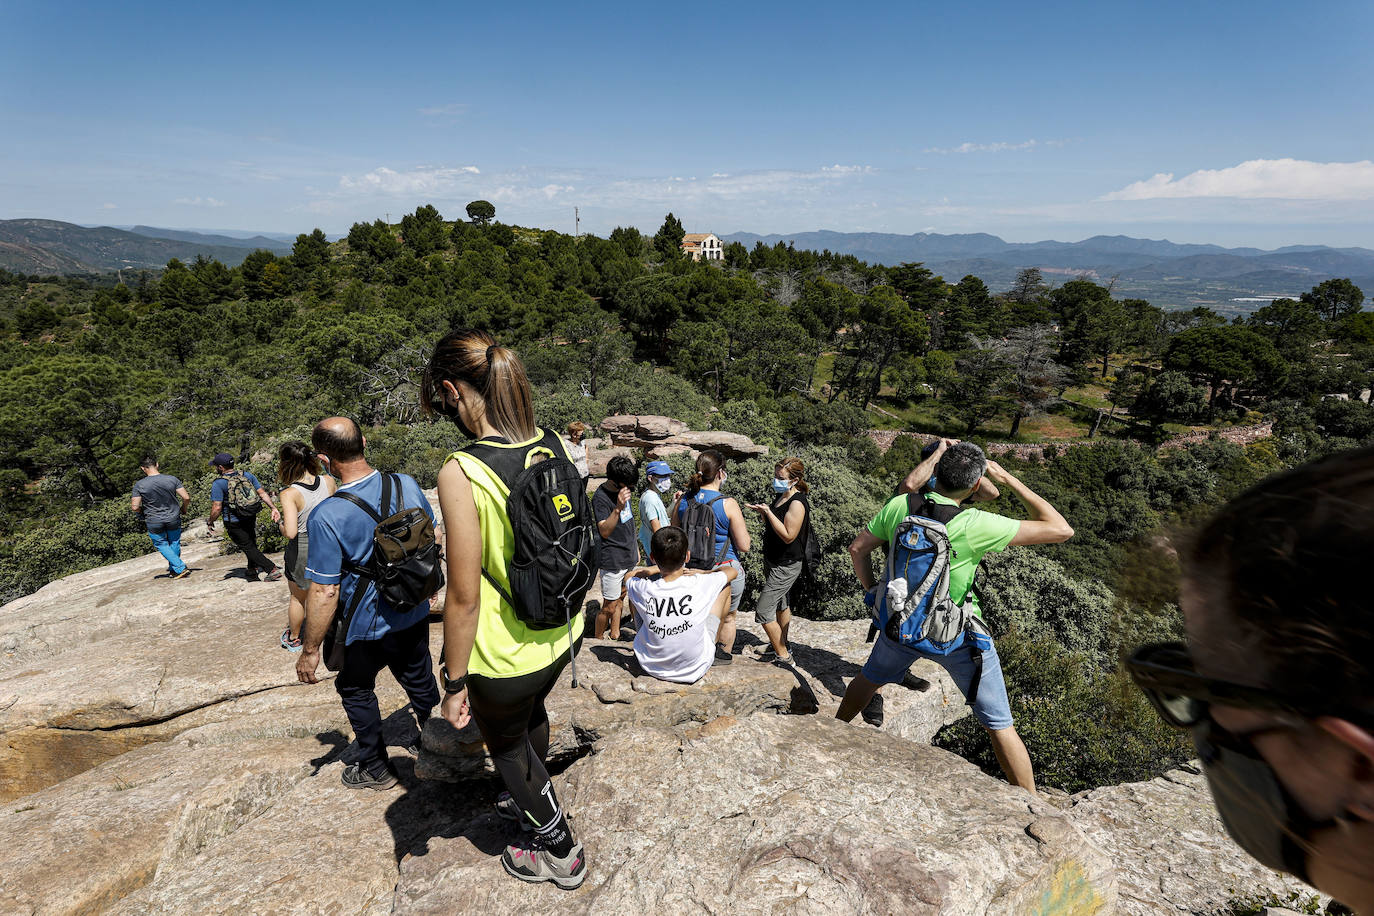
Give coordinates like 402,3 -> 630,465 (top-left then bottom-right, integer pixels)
935,629 -> 1192,793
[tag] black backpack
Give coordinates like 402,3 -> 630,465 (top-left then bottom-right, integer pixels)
460,429 -> 599,631
322,473 -> 445,671
680,492 -> 730,570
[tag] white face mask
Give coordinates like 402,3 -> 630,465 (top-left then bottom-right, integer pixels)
655,477 -> 672,493
772,477 -> 791,493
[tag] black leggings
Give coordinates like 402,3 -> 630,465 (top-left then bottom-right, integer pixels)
467,638 -> 581,837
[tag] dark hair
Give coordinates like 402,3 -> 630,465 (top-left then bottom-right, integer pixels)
776,457 -> 809,494
421,327 -> 535,441
936,442 -> 987,492
685,450 -> 726,499
606,456 -> 638,489
140,454 -> 158,469
311,417 -> 364,462
277,440 -> 321,485
1188,445 -> 1374,706
651,526 -> 689,572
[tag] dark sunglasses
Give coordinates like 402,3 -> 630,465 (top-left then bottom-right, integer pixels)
1126,642 -> 1336,730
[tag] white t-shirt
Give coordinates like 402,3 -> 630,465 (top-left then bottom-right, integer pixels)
628,571 -> 727,684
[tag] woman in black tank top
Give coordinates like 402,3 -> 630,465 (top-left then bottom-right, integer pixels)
746,457 -> 811,663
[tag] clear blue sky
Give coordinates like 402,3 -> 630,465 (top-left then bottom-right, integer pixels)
3,0 -> 1372,247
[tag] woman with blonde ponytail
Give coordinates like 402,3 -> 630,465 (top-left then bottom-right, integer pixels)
421,328 -> 589,889
746,457 -> 811,663
670,449 -> 751,663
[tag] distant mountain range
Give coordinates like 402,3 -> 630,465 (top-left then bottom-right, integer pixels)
723,230 -> 1374,312
0,220 -> 292,274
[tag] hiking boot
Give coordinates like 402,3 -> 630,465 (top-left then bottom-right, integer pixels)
280,629 -> 302,652
502,839 -> 587,889
861,693 -> 885,728
712,645 -> 733,666
341,763 -> 398,791
495,791 -> 532,831
172,569 -> 191,579
263,569 -> 284,582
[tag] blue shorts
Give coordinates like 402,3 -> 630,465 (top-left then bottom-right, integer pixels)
860,633 -> 1014,730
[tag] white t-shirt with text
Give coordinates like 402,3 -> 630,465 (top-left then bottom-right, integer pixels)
628,571 -> 727,684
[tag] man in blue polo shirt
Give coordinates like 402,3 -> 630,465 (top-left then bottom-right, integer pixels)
295,417 -> 440,790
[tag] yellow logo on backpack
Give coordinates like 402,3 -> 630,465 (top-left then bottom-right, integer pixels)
552,494 -> 574,520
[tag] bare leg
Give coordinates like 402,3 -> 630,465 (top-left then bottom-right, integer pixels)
761,620 -> 790,658
717,609 -> 737,654
778,607 -> 791,647
988,726 -> 1036,794
595,597 -> 623,639
286,581 -> 307,641
836,673 -> 881,722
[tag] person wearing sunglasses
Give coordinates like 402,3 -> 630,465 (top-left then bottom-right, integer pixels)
1129,445 -> 1374,913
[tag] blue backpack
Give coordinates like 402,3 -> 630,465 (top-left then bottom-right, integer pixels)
873,493 -> 992,696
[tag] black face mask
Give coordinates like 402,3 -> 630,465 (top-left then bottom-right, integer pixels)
432,395 -> 477,439
1192,718 -> 1339,884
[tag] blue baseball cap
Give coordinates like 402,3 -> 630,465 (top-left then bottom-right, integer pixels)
646,461 -> 673,477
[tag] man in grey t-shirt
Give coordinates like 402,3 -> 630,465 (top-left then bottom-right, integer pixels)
131,454 -> 192,579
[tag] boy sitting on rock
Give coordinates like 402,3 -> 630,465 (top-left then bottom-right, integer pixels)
627,527 -> 738,684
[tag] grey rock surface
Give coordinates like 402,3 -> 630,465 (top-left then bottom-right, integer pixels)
396,714 -> 1117,915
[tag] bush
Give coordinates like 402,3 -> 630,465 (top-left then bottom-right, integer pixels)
934,630 -> 1191,792
978,550 -> 1118,664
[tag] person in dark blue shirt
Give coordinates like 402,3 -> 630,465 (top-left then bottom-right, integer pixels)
295,417 -> 441,790
207,452 -> 283,581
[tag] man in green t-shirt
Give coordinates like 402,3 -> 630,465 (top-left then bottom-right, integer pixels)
836,440 -> 1074,794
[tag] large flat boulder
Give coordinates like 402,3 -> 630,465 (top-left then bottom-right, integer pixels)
669,429 -> 770,459
395,714 -> 1118,914
761,615 -> 970,743
1063,765 -> 1321,916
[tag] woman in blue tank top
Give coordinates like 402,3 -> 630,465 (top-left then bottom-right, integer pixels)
671,449 -> 751,662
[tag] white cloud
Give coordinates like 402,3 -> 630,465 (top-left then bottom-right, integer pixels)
100,202 -> 117,210
173,196 -> 227,207
821,164 -> 874,173
337,165 -> 482,195
418,103 -> 469,119
925,139 -> 1041,154
1103,158 -> 1374,201
539,184 -> 573,199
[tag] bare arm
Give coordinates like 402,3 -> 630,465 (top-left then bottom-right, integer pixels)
848,530 -> 884,591
208,500 -> 223,528
750,499 -> 806,543
724,498 -> 751,554
256,486 -> 282,524
295,581 -> 338,684
984,461 -> 1074,546
597,486 -> 630,538
175,486 -> 191,514
898,438 -> 957,495
439,459 -> 482,728
130,495 -> 142,514
280,487 -> 302,540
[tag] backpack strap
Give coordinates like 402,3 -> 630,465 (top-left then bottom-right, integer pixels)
701,492 -> 730,567
329,473 -> 396,578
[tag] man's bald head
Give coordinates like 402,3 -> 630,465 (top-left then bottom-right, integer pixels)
312,417 -> 364,462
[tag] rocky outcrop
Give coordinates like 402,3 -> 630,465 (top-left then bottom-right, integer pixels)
396,715 -> 1118,914
1062,765 -> 1321,916
0,501 -> 1316,915
600,414 -> 769,459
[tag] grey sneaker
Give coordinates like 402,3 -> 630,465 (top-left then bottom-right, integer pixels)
341,763 -> 398,791
712,645 -> 733,666
264,569 -> 284,582
502,839 -> 587,889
